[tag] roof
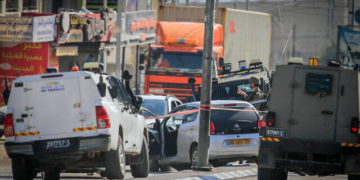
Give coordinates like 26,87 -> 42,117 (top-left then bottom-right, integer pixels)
184,100 -> 252,107
139,95 -> 177,101
12,71 -> 98,83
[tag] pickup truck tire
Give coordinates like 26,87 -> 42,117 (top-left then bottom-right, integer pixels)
131,136 -> 150,177
348,175 -> 360,180
12,158 -> 34,180
258,167 -> 287,180
105,135 -> 126,179
41,170 -> 60,180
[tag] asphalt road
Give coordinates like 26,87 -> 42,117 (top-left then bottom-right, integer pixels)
0,138 -> 347,180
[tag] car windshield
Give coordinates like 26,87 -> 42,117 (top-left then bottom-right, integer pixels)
148,52 -> 202,73
141,99 -> 168,116
211,106 -> 259,134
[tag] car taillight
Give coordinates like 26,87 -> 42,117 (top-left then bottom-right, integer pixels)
258,118 -> 267,130
96,106 -> 110,129
266,112 -> 275,127
351,117 -> 359,134
210,122 -> 215,135
4,113 -> 14,137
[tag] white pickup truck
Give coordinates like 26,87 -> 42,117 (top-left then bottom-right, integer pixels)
4,71 -> 149,180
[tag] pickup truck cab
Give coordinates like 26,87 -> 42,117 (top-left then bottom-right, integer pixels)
4,71 -> 149,180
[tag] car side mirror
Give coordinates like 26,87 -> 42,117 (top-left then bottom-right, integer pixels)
97,76 -> 106,97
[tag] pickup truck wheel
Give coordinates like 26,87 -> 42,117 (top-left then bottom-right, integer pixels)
41,170 -> 60,180
131,136 -> 150,177
258,167 -> 287,180
12,158 -> 34,180
105,135 -> 126,179
348,175 -> 360,180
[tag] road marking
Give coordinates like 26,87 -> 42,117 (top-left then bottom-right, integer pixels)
175,168 -> 257,180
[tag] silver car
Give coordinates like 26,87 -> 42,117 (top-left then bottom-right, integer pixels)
148,100 -> 263,168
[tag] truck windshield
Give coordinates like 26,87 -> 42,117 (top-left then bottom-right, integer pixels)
148,52 -> 202,73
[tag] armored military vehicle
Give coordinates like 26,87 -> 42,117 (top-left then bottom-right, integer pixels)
258,64 -> 360,180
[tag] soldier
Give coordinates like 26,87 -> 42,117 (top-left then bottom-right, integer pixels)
237,77 -> 265,110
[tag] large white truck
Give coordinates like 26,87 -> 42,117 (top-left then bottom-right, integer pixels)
4,71 -> 149,180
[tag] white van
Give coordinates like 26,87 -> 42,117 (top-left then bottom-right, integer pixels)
4,71 -> 149,180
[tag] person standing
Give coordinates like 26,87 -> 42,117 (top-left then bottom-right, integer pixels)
237,77 -> 265,110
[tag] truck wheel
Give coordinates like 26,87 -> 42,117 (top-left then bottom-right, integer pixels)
105,135 -> 126,179
258,167 -> 287,180
131,136 -> 150,177
348,175 -> 360,180
41,170 -> 60,180
12,158 -> 34,180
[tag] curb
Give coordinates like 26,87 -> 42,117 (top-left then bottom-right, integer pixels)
176,168 -> 257,180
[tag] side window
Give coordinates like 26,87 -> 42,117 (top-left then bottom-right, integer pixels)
170,101 -> 177,110
183,106 -> 198,123
166,108 -> 186,126
109,76 -> 132,103
176,100 -> 182,106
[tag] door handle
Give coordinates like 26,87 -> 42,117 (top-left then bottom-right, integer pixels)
321,110 -> 333,115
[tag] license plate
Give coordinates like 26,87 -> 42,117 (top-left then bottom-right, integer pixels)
33,138 -> 79,154
46,139 -> 71,149
266,127 -> 285,137
228,139 -> 250,146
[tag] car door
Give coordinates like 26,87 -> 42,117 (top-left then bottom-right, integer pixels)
160,105 -> 187,159
176,105 -> 199,162
111,77 -> 142,153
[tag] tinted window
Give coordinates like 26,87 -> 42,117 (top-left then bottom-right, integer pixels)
211,106 -> 259,134
142,99 -> 167,116
306,73 -> 332,95
109,76 -> 132,103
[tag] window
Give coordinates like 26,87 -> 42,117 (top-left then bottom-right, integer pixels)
166,108 -> 186,126
109,76 -> 132,103
23,0 -> 38,11
183,106 -> 198,123
6,0 -> 18,12
4,0 -> 39,15
305,73 -> 332,95
141,99 -> 167,116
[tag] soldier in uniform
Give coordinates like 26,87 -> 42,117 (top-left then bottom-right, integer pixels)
237,77 -> 265,110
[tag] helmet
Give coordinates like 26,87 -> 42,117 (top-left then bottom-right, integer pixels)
71,66 -> 79,71
249,77 -> 260,86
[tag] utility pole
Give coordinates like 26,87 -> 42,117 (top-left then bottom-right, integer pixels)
193,0 -> 215,171
115,0 -> 122,78
348,0 -> 355,26
246,0 -> 249,10
82,0 -> 86,8
103,0 -> 107,8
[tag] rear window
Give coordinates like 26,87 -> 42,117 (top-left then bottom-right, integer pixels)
306,73 -> 332,95
211,106 -> 259,134
141,99 -> 168,116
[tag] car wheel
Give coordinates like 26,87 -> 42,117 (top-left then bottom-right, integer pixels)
12,158 -> 34,180
190,145 -> 198,167
150,160 -> 160,172
105,135 -> 126,179
131,136 -> 150,177
258,167 -> 287,180
348,175 -> 360,180
41,170 -> 60,180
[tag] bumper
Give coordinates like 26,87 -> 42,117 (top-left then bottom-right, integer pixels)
209,133 -> 259,160
5,134 -> 111,158
258,137 -> 360,175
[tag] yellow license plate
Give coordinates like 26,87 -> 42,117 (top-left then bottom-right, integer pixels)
229,139 -> 250,145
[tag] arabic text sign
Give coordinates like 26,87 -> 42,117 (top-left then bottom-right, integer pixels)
0,15 -> 56,42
